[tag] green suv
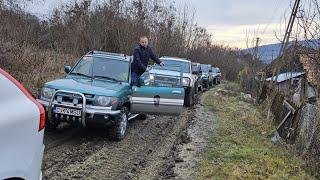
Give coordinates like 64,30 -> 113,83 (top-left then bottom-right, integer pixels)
37,51 -> 185,141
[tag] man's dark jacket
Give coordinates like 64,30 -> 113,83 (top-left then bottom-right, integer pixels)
131,44 -> 161,75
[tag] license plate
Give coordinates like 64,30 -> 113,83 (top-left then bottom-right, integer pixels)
54,107 -> 81,117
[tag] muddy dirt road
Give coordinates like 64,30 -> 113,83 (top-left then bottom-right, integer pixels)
43,91 -> 210,180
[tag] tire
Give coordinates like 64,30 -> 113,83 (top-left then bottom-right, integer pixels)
45,118 -> 59,131
209,80 -> 213,87
199,85 -> 203,92
204,81 -> 209,89
184,88 -> 194,107
109,107 -> 128,141
137,114 -> 147,120
195,84 -> 199,94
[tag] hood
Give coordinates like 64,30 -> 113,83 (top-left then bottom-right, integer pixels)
150,68 -> 182,77
44,76 -> 129,96
150,69 -> 193,79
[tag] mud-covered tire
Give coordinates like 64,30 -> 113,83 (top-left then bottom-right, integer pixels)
195,84 -> 199,94
209,80 -> 213,87
184,89 -> 194,107
45,119 -> 59,131
204,81 -> 209,89
198,85 -> 203,92
137,114 -> 147,120
109,107 -> 128,141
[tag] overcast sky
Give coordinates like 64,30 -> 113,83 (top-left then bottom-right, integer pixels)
27,0 -> 293,48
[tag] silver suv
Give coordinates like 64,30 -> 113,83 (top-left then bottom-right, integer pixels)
158,57 -> 196,106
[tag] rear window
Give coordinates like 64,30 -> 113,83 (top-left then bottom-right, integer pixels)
201,64 -> 211,73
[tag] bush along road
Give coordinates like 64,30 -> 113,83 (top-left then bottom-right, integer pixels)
42,83 -> 316,179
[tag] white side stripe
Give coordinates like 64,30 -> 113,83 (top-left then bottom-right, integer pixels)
130,97 -> 184,106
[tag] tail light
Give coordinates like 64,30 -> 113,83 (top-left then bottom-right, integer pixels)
0,68 -> 46,131
38,106 -> 46,131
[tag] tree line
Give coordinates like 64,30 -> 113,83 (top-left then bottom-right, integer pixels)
0,0 -> 246,92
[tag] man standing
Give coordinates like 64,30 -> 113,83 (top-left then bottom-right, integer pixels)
131,36 -> 164,85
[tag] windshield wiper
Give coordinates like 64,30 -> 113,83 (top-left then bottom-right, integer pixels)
93,75 -> 120,82
70,72 -> 92,78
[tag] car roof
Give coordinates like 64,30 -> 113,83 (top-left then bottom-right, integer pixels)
160,56 -> 191,63
201,63 -> 212,66
87,50 -> 130,62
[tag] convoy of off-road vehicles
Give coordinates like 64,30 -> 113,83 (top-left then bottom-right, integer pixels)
37,51 -> 222,141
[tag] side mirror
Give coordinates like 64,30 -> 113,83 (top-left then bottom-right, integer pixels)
209,70 -> 212,73
65,66 -> 71,74
199,70 -> 202,73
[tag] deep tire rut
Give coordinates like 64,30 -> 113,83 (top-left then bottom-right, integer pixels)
43,92 -> 203,180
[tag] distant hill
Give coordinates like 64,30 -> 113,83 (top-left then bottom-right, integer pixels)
243,40 -> 319,64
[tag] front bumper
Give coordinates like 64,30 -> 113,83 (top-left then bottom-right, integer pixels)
37,99 -> 120,116
37,90 -> 121,127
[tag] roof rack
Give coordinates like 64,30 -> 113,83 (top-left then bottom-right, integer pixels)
161,56 -> 187,60
87,51 -> 126,58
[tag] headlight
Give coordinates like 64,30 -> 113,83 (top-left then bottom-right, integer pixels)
41,87 -> 54,99
149,74 -> 155,80
94,96 -> 118,107
182,78 -> 191,86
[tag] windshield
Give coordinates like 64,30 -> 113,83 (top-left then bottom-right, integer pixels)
70,55 -> 129,82
155,59 -> 190,73
201,64 -> 211,73
192,64 -> 199,71
212,68 -> 220,73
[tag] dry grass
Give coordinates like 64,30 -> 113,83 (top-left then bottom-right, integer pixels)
0,40 -> 76,95
196,83 -> 315,180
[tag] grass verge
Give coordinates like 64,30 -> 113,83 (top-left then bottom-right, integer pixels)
196,83 -> 315,180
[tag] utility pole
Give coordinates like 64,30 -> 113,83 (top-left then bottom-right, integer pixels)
253,37 -> 260,61
270,0 -> 301,84
267,0 -> 301,120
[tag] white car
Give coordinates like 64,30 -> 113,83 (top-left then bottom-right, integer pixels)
0,68 -> 45,180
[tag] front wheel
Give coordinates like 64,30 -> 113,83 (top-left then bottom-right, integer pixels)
204,81 -> 209,89
109,107 -> 128,141
45,118 -> 59,131
184,88 -> 194,107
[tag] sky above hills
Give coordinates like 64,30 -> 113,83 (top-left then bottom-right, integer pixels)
26,0 -> 292,49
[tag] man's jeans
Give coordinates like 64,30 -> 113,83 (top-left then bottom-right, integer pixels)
131,72 -> 140,86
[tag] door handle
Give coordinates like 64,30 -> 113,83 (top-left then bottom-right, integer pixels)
172,90 -> 182,94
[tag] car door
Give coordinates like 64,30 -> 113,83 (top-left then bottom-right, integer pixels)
130,71 -> 185,116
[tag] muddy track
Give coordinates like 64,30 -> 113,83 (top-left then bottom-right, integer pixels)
43,91 -> 205,180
